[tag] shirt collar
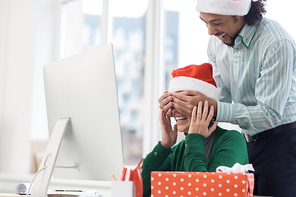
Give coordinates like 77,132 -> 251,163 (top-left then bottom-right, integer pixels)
235,21 -> 259,49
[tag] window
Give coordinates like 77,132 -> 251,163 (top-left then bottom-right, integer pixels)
110,0 -> 148,165
31,0 -> 296,170
59,0 -> 103,59
58,0 -> 148,165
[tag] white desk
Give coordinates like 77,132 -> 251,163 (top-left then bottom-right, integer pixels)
0,194 -> 20,197
0,194 -> 80,197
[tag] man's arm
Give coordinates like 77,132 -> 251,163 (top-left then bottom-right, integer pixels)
215,40 -> 295,134
173,40 -> 295,135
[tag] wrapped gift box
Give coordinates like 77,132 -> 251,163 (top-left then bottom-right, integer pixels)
151,171 -> 254,197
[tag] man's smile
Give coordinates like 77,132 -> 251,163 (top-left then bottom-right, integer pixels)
216,32 -> 228,42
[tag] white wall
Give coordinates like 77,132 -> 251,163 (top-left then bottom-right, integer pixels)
0,0 -> 56,174
265,1 -> 296,39
0,0 -> 38,174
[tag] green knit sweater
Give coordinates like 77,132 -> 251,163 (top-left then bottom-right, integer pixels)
141,126 -> 249,197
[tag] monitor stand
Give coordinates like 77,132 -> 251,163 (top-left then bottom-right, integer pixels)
31,117 -> 71,197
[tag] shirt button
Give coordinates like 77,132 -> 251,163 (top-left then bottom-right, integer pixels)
185,144 -> 188,147
154,152 -> 157,156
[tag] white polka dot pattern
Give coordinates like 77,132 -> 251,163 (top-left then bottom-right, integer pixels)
151,172 -> 254,197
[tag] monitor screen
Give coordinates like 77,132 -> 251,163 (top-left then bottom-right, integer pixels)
43,44 -> 124,182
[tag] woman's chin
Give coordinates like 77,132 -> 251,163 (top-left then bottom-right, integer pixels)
176,126 -> 188,134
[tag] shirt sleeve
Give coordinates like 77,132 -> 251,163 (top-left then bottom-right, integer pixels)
212,38 -> 295,135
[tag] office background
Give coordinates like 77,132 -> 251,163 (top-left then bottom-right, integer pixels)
0,0 -> 295,193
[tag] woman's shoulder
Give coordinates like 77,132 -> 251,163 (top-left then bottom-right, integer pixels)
215,126 -> 245,141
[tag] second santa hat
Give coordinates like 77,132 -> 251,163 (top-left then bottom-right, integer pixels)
168,63 -> 221,101
196,0 -> 251,16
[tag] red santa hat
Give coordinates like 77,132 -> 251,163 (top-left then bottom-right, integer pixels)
168,63 -> 221,101
196,0 -> 251,16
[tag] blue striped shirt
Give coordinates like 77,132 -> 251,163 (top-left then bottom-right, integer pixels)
208,17 -> 296,136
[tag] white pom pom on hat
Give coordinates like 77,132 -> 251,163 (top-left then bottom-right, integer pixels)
196,0 -> 252,16
168,63 -> 221,101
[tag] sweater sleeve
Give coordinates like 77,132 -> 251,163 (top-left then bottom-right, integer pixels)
183,133 -> 208,172
141,141 -> 173,197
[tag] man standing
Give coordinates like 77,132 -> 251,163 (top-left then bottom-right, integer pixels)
159,0 -> 296,196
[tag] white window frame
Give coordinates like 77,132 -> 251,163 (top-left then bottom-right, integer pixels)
55,0 -> 165,157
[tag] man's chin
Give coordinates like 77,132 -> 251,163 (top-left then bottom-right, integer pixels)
223,36 -> 236,47
223,41 -> 235,47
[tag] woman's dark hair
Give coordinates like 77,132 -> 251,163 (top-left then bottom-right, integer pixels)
244,0 -> 267,26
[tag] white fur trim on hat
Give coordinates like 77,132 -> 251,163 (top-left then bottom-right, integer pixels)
196,0 -> 251,16
168,76 -> 221,101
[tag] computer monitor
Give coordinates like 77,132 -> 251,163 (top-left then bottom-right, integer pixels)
31,44 -> 124,196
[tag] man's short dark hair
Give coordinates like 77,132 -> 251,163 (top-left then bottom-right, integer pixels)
245,0 -> 267,26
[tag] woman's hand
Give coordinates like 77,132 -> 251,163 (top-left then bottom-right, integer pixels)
158,91 -> 173,117
159,109 -> 178,148
188,100 -> 218,138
